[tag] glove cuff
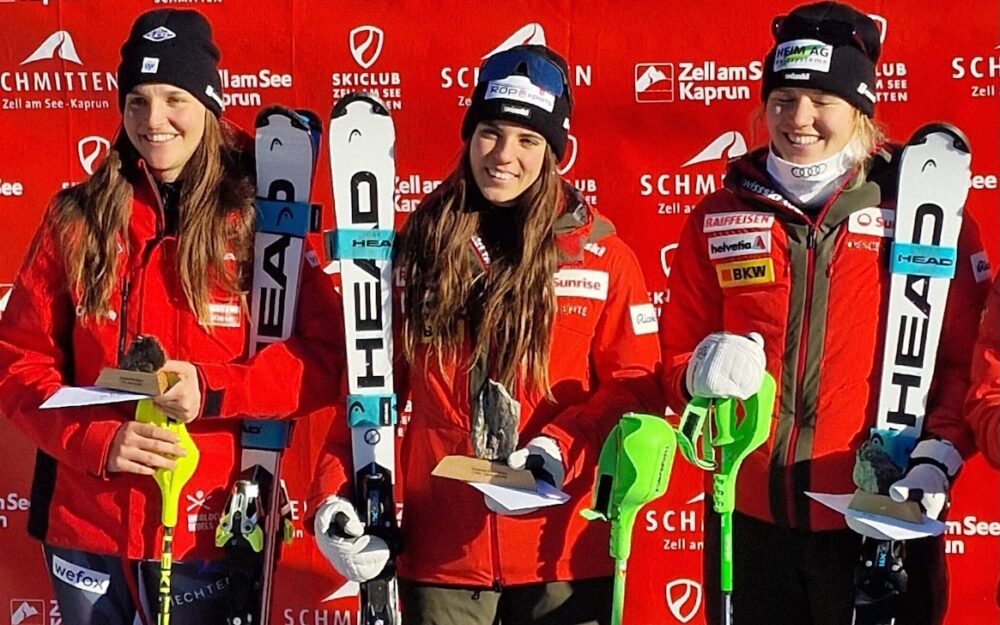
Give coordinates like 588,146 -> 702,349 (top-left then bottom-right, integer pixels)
910,439 -> 963,480
527,435 -> 563,464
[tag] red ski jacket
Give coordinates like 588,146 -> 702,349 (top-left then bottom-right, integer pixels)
0,160 -> 342,561
311,197 -> 662,586
660,146 -> 990,531
966,275 -> 1000,468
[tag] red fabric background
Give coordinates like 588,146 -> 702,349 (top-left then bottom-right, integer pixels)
0,1 -> 996,623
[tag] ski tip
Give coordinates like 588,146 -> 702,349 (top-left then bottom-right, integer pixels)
908,123 -> 971,155
255,105 -> 319,135
331,92 -> 391,120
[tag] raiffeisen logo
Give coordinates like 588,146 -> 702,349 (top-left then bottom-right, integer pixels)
331,24 -> 403,110
640,130 -> 747,216
951,44 -> 1000,99
2,30 -> 116,112
217,67 -> 293,108
634,57 -> 762,106
441,24 -> 591,106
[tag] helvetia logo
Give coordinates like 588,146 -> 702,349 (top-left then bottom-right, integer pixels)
665,579 -> 702,623
350,25 -> 384,70
78,135 -> 110,175
21,30 -> 82,65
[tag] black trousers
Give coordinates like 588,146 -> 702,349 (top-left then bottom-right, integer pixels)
399,576 -> 613,625
44,544 -> 230,625
702,509 -> 947,625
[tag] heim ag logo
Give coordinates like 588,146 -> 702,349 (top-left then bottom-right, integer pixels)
640,129 -> 747,217
441,23 -> 592,107
665,579 -> 703,624
332,24 -> 402,110
633,56 -> 762,106
3,30 -> 115,113
951,43 -> 1000,99
10,599 -> 45,625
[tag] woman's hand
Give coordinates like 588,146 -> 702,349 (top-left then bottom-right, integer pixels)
151,360 -> 202,424
106,421 -> 187,476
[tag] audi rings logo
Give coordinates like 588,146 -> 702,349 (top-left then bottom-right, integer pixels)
665,579 -> 702,623
791,163 -> 827,178
350,26 -> 384,70
78,136 -> 110,175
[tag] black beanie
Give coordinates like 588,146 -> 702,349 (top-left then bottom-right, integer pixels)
762,2 -> 881,116
117,9 -> 224,117
461,45 -> 572,160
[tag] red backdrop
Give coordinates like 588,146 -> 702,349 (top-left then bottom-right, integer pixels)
0,1 -> 997,624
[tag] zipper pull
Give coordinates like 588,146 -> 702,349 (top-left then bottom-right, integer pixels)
806,227 -> 816,249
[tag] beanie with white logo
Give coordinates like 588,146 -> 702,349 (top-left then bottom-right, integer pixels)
117,9 -> 224,117
762,1 -> 881,117
461,45 -> 573,160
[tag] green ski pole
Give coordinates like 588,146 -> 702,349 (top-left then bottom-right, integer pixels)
137,394 -> 200,625
582,413 -> 678,625
676,372 -> 776,625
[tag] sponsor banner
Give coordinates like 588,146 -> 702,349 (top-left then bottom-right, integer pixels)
553,269 -> 609,300
332,24 -> 403,110
633,59 -> 763,106
716,258 -> 775,288
707,231 -> 771,259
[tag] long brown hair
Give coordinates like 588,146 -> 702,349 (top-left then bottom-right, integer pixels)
397,146 -> 564,393
54,111 -> 255,322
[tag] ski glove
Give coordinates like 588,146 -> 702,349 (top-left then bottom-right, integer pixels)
889,439 -> 963,520
686,332 -> 766,400
485,436 -> 565,516
313,495 -> 390,582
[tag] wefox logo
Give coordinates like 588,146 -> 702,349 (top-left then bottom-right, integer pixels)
51,555 -> 110,595
21,30 -> 82,65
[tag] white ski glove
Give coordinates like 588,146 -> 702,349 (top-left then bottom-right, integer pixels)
686,332 -> 766,400
485,436 -> 565,516
313,495 -> 390,582
889,439 -> 963,520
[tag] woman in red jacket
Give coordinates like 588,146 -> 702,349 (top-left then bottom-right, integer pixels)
0,9 -> 340,625
967,276 -> 1000,467
311,45 -> 660,625
659,3 -> 989,624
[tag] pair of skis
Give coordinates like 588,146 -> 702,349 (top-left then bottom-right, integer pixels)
852,124 -> 972,625
217,106 -> 323,625
219,96 -> 400,625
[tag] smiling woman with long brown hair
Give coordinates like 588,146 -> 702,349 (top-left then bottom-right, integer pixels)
312,44 -> 661,625
0,9 -> 341,625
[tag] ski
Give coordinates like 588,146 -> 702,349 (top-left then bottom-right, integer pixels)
852,124 -> 971,625
328,92 -> 400,625
216,106 -> 323,625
